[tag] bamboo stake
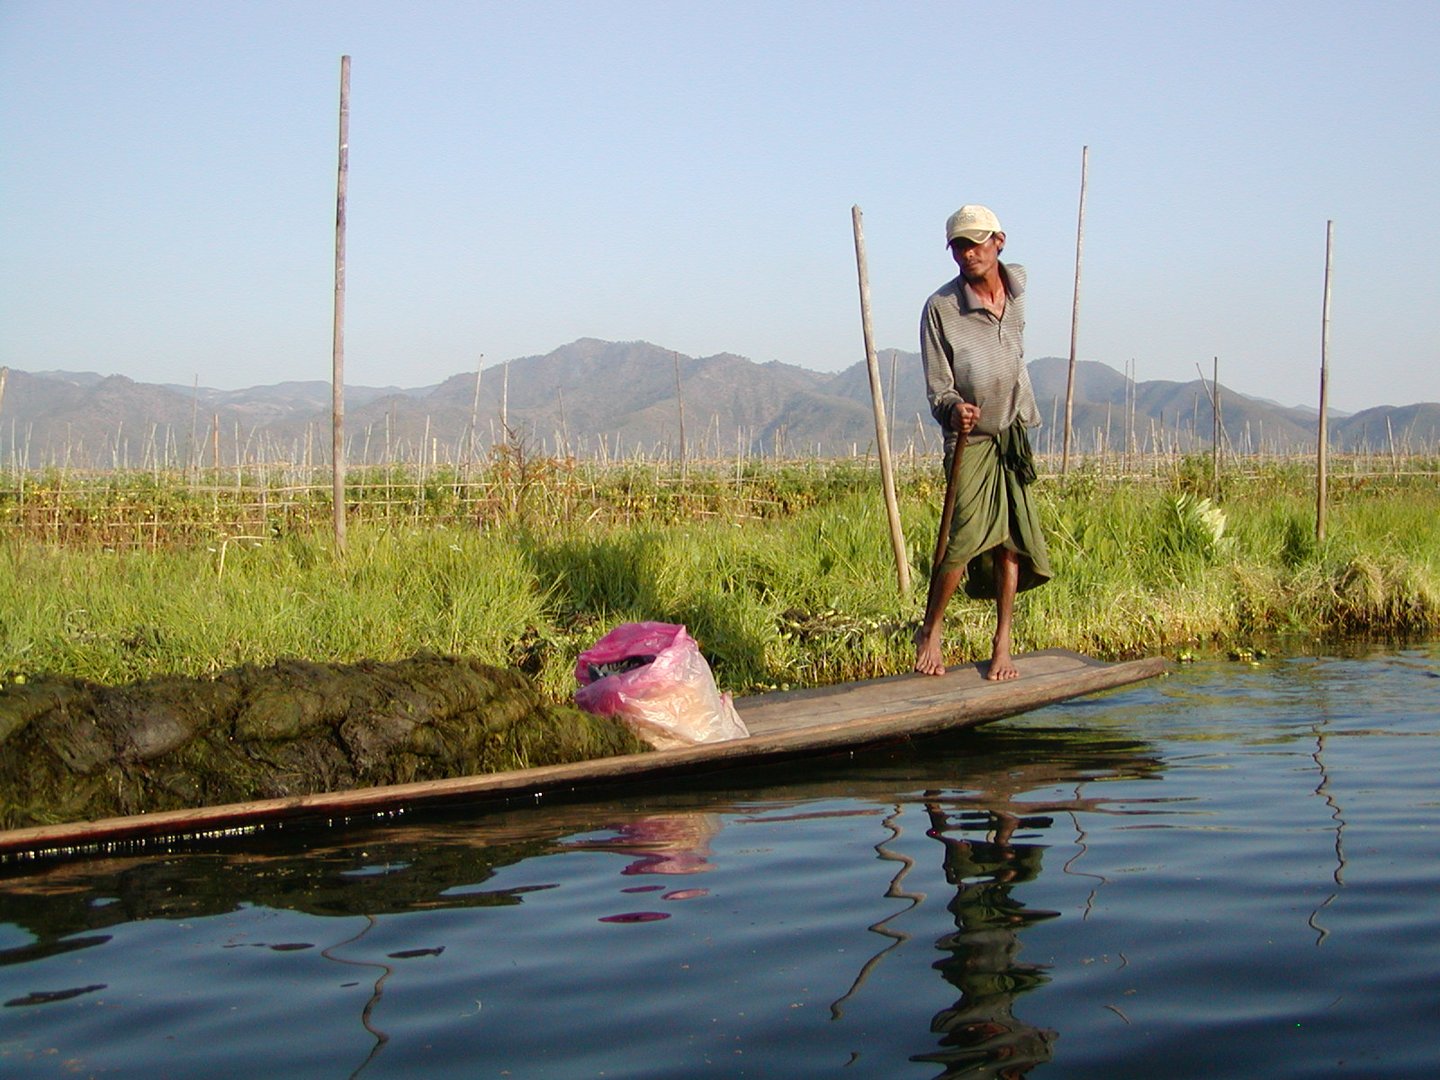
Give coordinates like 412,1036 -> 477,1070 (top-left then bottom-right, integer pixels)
189,375 -> 199,481
1123,358 -> 1133,474
850,205 -> 910,595
1062,145 -> 1089,474
886,348 -> 899,454
1214,356 -> 1222,494
557,384 -> 570,459
1104,402 -> 1112,472
468,355 -> 483,464
1317,221 -> 1333,542
672,351 -> 688,480
331,55 -> 351,555
1196,357 -> 1222,495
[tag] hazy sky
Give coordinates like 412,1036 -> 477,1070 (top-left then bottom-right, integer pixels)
2,1 -> 1436,411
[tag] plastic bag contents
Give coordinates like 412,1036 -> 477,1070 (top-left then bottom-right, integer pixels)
574,622 -> 750,750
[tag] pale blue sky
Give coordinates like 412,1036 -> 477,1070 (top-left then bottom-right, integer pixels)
2,1 -> 1436,412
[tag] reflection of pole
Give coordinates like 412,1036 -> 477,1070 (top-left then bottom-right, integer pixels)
321,914 -> 392,1077
1307,726 -> 1348,946
1062,784 -> 1110,922
829,805 -> 925,1019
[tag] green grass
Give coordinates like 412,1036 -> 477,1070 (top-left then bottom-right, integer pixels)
2,457 -> 1437,699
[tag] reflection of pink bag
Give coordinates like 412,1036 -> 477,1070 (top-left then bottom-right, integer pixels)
574,622 -> 749,750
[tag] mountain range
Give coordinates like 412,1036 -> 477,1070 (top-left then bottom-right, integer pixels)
1,338 -> 1436,468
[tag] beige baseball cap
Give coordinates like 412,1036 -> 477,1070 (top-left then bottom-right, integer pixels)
945,205 -> 1002,245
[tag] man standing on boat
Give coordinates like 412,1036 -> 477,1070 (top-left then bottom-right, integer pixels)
914,205 -> 1052,680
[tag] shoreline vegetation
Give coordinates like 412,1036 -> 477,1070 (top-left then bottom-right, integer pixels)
2,452 -> 1436,827
3,453 -> 1436,699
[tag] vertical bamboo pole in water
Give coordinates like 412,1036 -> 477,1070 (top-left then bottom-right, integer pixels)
1062,145 -> 1089,474
850,205 -> 911,596
331,55 -> 351,555
1317,221 -> 1333,542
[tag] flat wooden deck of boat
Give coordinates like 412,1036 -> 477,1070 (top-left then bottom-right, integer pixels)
0,649 -> 1166,858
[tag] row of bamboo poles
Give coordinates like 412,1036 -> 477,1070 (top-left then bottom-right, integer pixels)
0,75 -> 1368,573
1,449 -> 1432,549
5,400 -> 1433,478
1,448 -> 1432,552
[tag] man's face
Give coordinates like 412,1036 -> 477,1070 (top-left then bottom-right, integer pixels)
949,232 -> 1004,281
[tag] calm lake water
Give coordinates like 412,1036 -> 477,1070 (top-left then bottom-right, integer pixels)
2,643 -> 1437,1079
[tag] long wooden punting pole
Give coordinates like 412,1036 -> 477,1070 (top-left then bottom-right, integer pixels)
1062,145 -> 1089,474
851,205 -> 911,596
1316,220 -> 1333,542
931,431 -> 965,578
331,55 -> 351,555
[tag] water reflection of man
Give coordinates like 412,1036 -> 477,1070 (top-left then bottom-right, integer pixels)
911,799 -> 1058,1077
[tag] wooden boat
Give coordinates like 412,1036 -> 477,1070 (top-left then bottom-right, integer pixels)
0,649 -> 1166,859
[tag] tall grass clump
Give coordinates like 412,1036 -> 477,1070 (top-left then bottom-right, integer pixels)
2,456 -> 1437,698
512,488 -> 919,696
0,526 -> 553,685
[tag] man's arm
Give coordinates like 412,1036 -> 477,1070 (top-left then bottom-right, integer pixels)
921,296 -> 962,428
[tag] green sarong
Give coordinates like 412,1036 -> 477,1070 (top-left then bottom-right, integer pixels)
938,425 -> 1053,600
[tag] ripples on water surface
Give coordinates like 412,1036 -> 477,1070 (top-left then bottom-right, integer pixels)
2,644 -> 1437,1078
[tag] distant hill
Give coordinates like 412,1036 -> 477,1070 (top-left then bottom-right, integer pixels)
1,340 -> 1436,467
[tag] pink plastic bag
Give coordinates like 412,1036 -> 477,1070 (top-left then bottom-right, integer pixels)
574,622 -> 750,750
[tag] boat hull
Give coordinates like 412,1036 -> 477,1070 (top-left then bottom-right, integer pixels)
0,649 -> 1166,858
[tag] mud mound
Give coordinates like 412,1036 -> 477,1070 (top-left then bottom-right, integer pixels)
0,654 -> 646,830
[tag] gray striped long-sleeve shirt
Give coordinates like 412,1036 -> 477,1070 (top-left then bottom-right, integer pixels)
920,261 -> 1041,451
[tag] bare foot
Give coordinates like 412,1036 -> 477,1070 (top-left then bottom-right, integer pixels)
914,625 -> 946,676
987,634 -> 1019,681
